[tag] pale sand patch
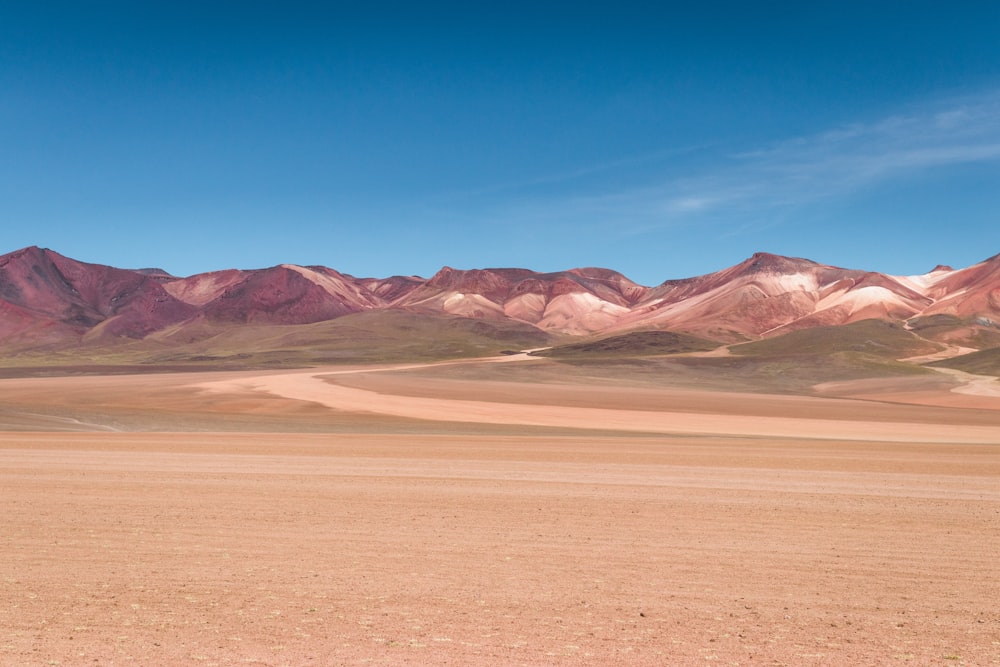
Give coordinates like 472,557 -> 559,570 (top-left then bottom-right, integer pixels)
899,343 -> 977,364
815,367 -> 1000,410
196,366 -> 1000,443
683,343 -> 733,357
932,366 -> 1000,397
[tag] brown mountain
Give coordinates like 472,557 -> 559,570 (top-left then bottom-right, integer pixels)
1,246 -> 999,363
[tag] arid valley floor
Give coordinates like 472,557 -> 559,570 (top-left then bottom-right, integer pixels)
2,354 -> 999,665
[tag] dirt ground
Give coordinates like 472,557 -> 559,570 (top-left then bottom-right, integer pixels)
1,357 -> 999,665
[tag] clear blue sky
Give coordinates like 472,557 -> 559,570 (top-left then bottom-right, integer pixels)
3,1 -> 999,284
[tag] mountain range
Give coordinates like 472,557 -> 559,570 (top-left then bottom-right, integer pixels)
2,245 -> 1000,368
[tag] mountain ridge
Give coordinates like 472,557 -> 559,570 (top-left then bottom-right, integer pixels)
1,245 -> 999,359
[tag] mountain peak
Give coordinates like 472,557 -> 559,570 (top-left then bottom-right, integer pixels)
741,252 -> 821,274
2,245 -> 49,264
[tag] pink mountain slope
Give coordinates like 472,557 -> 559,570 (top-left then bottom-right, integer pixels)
617,253 -> 940,340
917,253 -> 1000,322
389,266 -> 648,334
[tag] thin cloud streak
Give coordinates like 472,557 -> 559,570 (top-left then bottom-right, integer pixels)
502,90 -> 1000,234
435,142 -> 717,202
655,91 -> 1000,221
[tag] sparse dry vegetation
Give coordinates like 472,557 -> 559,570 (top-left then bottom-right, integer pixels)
929,346 -> 1000,376
528,330 -> 716,359
730,319 -> 941,359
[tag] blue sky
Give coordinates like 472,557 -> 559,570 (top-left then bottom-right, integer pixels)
2,1 -> 999,285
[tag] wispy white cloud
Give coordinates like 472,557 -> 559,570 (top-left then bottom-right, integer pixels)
650,90 -> 1000,222
505,89 -> 1000,234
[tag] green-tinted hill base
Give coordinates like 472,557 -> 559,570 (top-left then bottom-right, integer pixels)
929,347 -> 1000,376
529,330 -> 717,359
731,319 -> 941,359
0,310 -> 554,372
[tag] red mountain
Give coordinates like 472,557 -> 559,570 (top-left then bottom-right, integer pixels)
0,247 -> 197,349
163,264 -> 381,325
1,246 -> 999,356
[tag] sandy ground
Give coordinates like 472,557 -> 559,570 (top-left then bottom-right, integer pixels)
196,366 -> 1000,444
2,357 -> 1000,665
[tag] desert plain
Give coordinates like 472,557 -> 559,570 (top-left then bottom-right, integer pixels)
2,353 -> 999,666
